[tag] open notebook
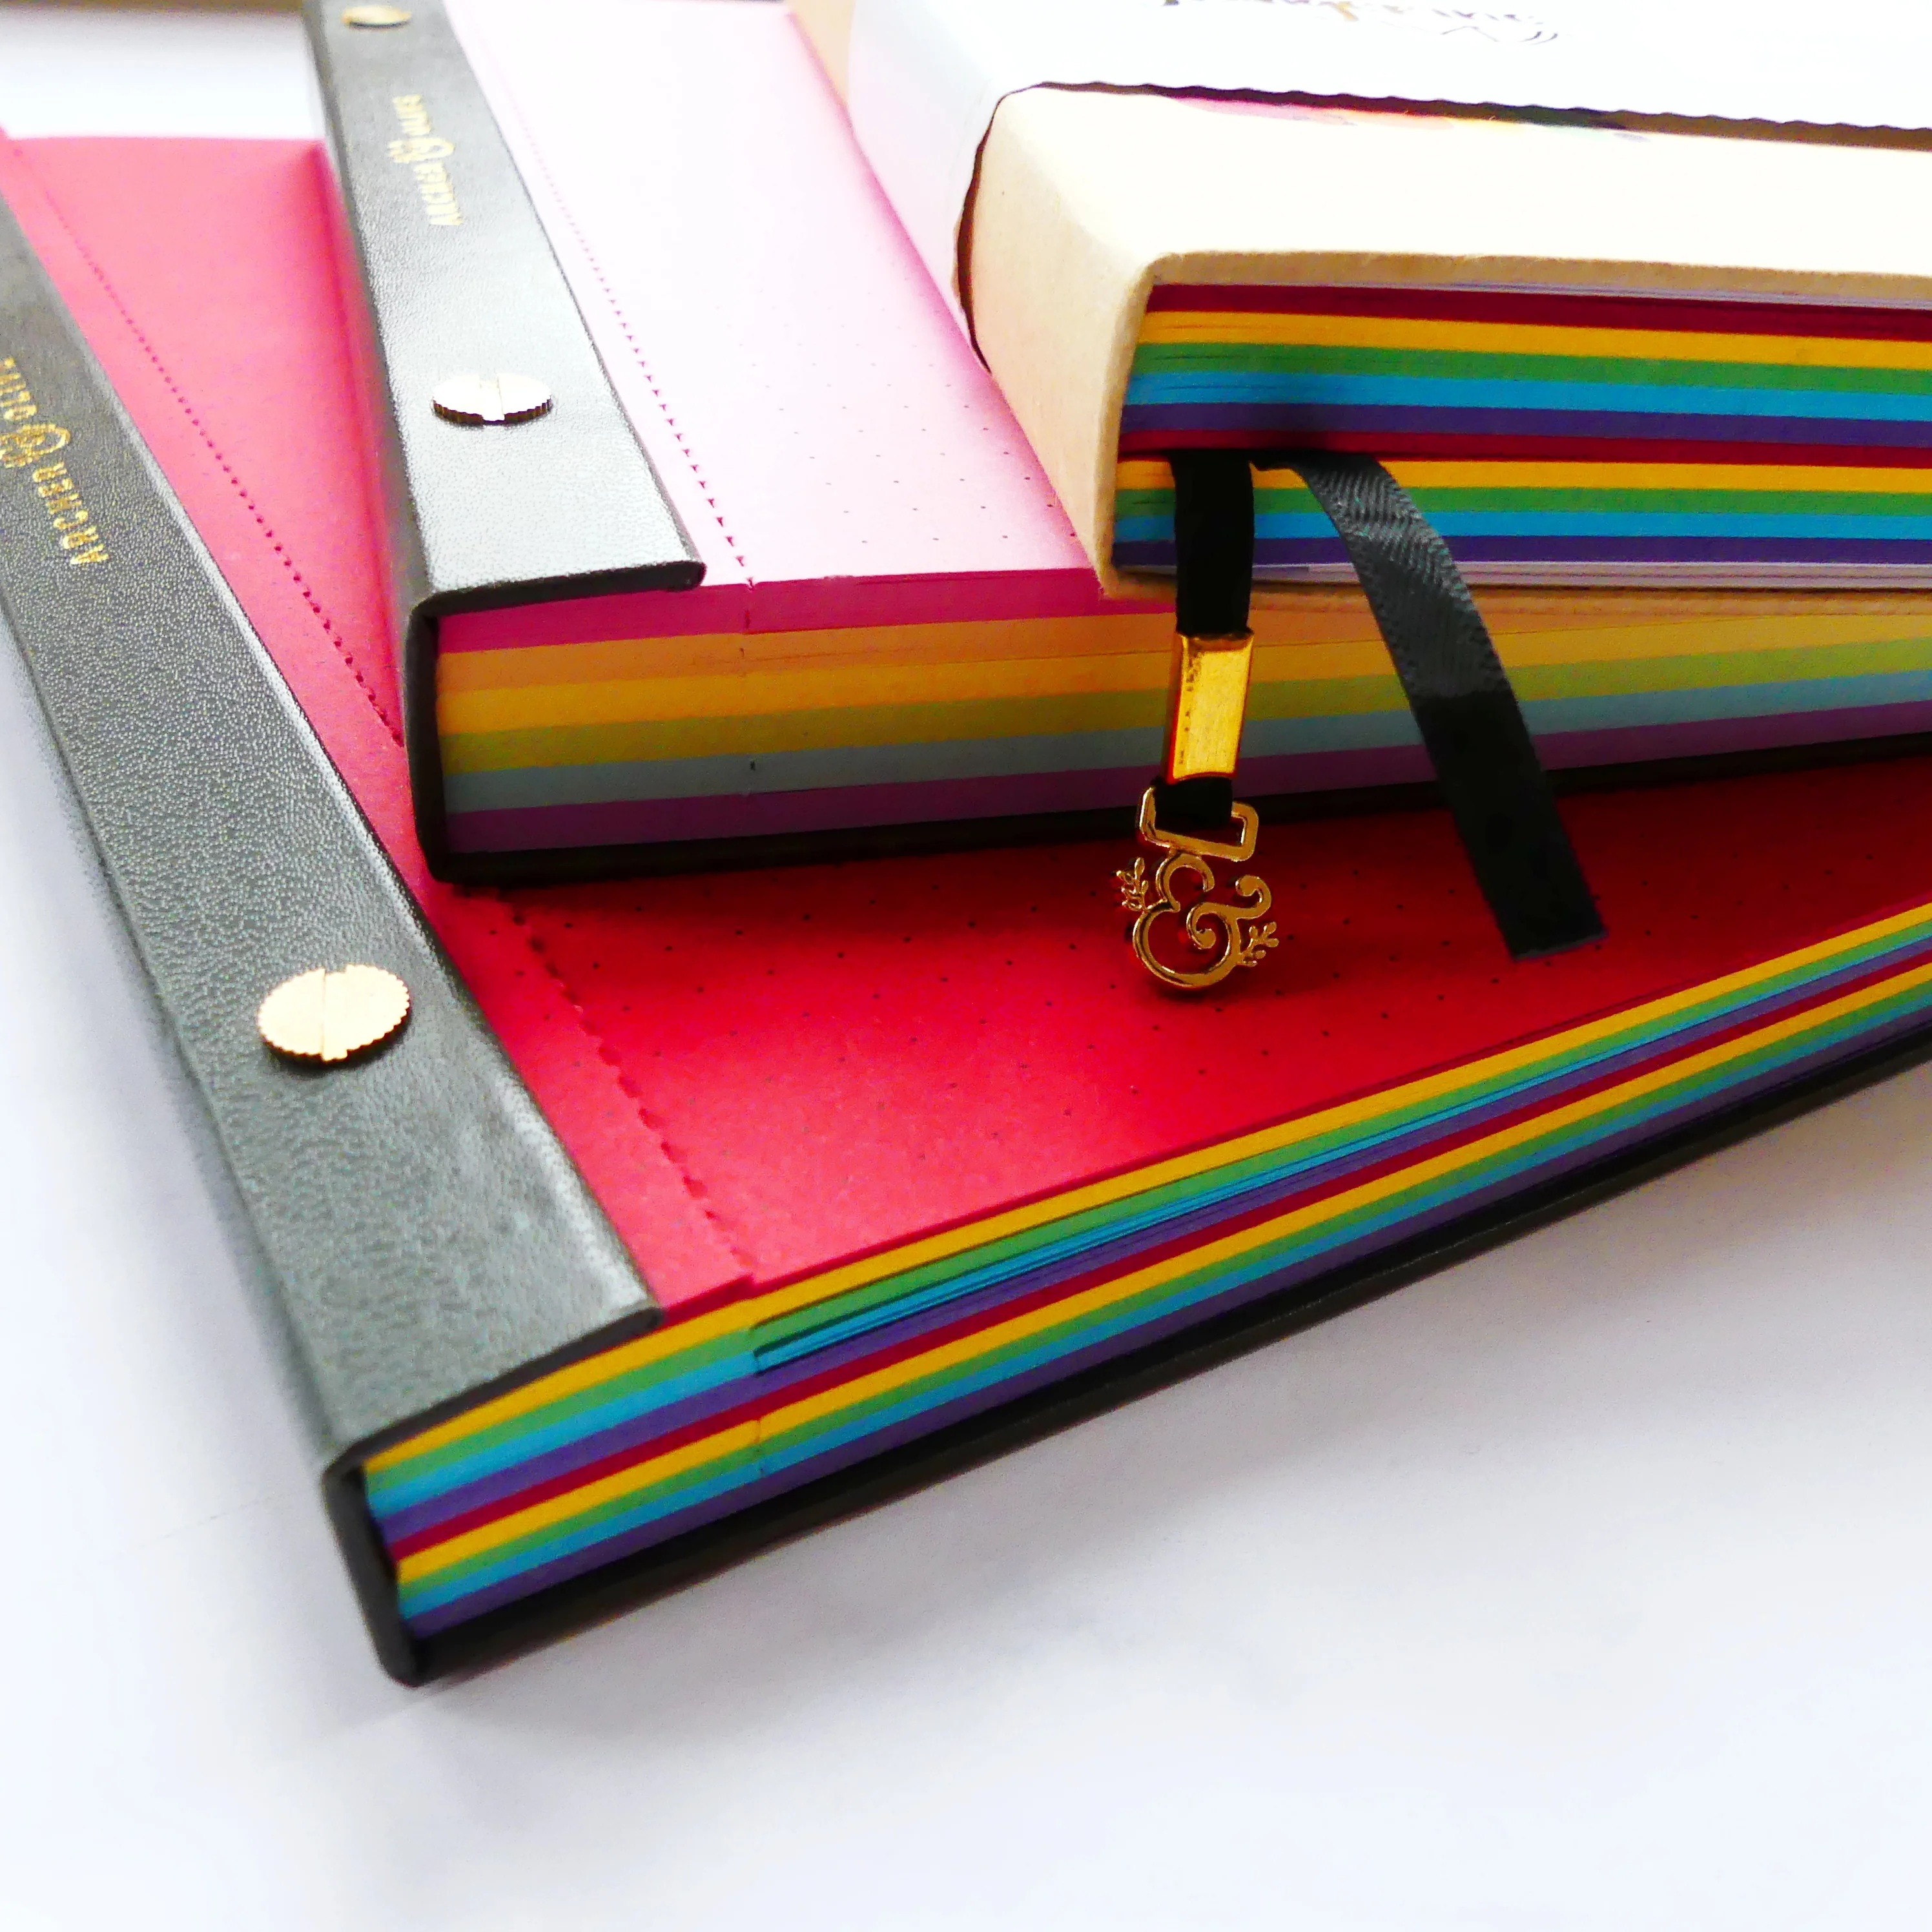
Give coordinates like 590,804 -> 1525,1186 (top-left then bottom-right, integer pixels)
14,121 -> 1932,1676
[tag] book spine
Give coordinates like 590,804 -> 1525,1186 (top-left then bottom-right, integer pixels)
303,0 -> 703,873
0,176 -> 661,1685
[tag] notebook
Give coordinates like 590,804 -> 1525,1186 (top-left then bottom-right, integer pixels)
14,117 -> 1932,1680
797,0 -> 1932,593
307,0 -> 1932,878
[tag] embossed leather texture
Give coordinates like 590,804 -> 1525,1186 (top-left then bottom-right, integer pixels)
303,0 -> 701,868
0,147 -> 659,1685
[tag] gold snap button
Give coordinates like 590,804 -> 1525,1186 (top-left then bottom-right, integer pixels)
342,6 -> 412,26
259,965 -> 411,1064
431,373 -> 553,426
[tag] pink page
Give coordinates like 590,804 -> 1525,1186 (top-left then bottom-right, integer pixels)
446,0 -> 1142,642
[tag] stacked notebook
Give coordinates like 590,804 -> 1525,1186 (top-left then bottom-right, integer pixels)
14,0 -> 1932,1680
314,0 -> 1932,874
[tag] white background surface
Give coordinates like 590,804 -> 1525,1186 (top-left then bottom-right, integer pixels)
5,10 -> 1932,1928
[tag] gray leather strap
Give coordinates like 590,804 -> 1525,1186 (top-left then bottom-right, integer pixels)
304,0 -> 701,874
0,178 -> 657,1681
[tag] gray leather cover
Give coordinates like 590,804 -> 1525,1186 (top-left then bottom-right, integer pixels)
0,183 -> 660,1683
303,0 -> 702,872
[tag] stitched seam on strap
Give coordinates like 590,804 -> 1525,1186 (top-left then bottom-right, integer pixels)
28,178 -> 407,750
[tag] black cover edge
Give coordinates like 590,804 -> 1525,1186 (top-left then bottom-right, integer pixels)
410,1010 -> 1932,1683
321,1310 -> 666,1682
0,167 -> 661,1681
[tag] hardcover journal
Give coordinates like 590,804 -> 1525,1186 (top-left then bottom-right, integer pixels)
9,1 -> 1932,1681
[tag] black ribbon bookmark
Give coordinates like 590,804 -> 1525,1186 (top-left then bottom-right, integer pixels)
1166,448 -> 1604,960
1155,449 -> 1254,836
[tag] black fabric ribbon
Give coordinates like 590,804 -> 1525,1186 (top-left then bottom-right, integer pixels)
1151,447 -> 1255,836
1159,448 -> 1604,960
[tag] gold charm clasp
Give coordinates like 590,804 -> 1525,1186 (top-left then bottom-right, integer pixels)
1116,787 -> 1278,991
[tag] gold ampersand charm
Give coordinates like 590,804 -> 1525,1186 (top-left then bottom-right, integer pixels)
1116,788 -> 1279,991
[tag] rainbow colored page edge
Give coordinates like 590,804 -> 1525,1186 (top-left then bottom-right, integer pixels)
435,587 -> 1932,858
360,894 -> 1932,1635
1118,284 -> 1932,581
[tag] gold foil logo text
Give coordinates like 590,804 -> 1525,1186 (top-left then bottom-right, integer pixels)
0,358 -> 106,567
389,94 -> 463,226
